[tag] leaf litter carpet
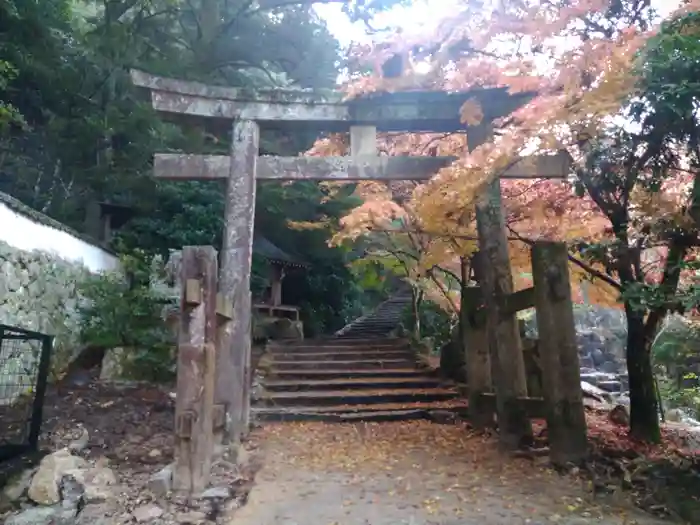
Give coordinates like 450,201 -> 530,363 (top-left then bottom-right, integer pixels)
231,421 -> 671,525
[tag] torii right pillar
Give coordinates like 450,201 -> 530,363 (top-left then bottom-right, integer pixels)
471,127 -> 570,448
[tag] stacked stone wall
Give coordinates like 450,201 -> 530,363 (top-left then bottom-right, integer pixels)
0,241 -> 92,385
0,194 -> 117,391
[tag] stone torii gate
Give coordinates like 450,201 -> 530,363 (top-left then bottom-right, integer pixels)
131,70 -> 571,446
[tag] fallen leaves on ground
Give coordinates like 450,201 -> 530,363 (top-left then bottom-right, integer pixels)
255,419 -> 572,514
582,409 -> 700,522
248,421 -> 646,524
252,415 -> 700,523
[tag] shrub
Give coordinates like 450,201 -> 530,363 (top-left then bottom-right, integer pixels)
78,249 -> 176,382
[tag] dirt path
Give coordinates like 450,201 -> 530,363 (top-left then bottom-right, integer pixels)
232,421 -> 674,525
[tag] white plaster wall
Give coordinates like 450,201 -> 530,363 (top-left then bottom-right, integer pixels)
0,202 -> 118,273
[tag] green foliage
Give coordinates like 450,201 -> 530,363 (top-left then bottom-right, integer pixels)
653,317 -> 700,368
651,316 -> 700,419
658,374 -> 700,418
116,180 -> 226,257
0,0 -> 385,337
634,10 -> 700,155
402,298 -> 455,353
0,60 -> 24,132
348,256 -> 394,305
255,181 -> 378,335
78,249 -> 175,382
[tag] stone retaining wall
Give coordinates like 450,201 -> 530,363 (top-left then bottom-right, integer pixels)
0,241 -> 90,393
0,193 -> 118,384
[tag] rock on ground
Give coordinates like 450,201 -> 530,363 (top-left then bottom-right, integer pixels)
4,505 -> 76,525
132,503 -> 164,522
28,448 -> 88,504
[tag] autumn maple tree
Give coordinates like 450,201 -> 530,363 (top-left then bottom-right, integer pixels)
314,0 -> 700,443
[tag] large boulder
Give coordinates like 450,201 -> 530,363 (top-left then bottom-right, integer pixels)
522,305 -> 627,369
5,506 -> 76,525
99,347 -> 130,381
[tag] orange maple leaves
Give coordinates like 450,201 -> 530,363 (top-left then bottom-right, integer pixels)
311,0 -> 700,310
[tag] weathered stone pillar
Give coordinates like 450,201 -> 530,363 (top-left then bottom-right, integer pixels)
461,255 -> 493,428
468,123 -> 531,447
531,241 -> 587,465
475,178 -> 532,448
219,119 -> 259,443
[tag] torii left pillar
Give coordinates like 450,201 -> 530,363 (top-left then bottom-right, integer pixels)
219,120 -> 259,443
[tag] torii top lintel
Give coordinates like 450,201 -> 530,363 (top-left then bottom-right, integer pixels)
132,70 -> 570,181
130,69 -> 534,134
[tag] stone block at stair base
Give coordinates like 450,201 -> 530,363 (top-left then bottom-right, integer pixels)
439,327 -> 466,383
253,317 -> 304,341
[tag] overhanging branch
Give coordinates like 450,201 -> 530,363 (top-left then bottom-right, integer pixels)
363,224 -> 623,291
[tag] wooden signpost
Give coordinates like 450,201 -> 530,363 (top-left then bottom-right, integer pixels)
175,246 -> 232,492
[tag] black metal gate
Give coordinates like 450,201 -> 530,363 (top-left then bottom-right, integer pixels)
0,324 -> 53,461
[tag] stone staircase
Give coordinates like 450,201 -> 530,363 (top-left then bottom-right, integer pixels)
251,290 -> 468,422
333,291 -> 413,339
252,337 -> 467,422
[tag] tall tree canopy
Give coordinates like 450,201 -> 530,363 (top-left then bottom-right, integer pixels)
321,0 -> 700,442
0,0 -> 393,334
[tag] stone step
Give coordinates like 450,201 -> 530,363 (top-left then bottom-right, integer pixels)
269,358 -> 415,370
344,320 -> 400,325
276,338 -> 408,347
269,350 -> 414,361
267,343 -> 409,353
351,316 -> 403,321
252,400 -> 469,422
339,328 -> 398,334
266,367 -> 431,380
344,318 -> 402,323
352,321 -> 399,330
263,376 -> 443,392
337,329 -> 400,334
338,333 -> 397,338
258,387 -> 457,407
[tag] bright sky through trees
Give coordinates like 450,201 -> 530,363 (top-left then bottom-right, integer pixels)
316,0 -> 683,51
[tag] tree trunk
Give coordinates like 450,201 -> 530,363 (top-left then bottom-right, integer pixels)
625,308 -> 661,443
412,288 -> 421,340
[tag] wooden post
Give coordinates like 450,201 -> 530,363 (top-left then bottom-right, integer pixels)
219,119 -> 259,443
531,241 -> 588,466
174,246 -> 218,493
461,255 -> 493,428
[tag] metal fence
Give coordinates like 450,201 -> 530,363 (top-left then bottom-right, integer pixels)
0,324 -> 52,461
